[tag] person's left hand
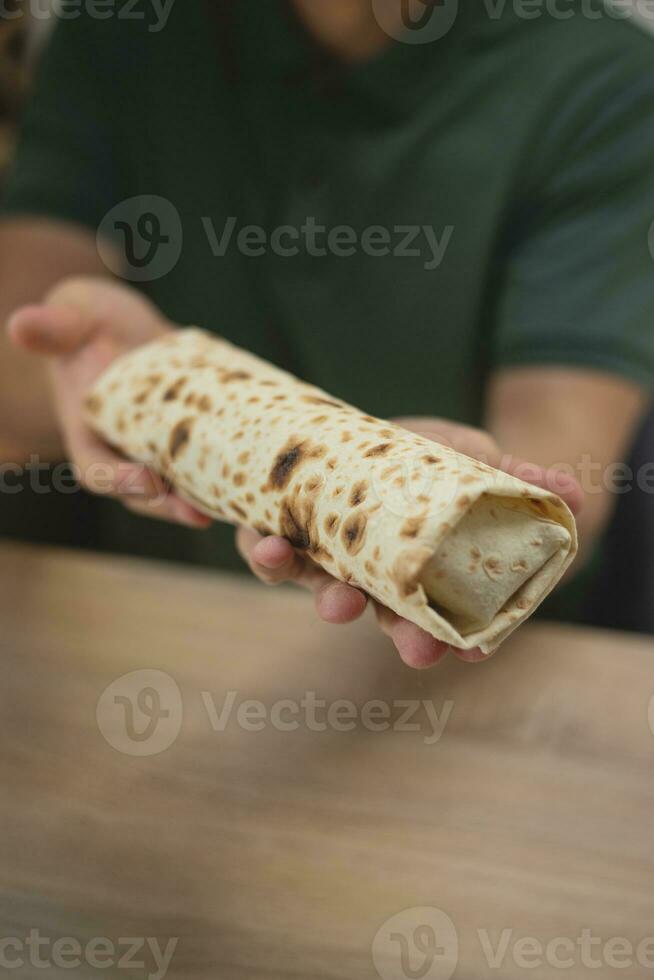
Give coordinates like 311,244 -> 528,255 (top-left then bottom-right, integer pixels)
237,417 -> 583,670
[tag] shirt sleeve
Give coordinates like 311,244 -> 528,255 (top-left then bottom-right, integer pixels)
492,38 -> 654,392
0,14 -> 126,231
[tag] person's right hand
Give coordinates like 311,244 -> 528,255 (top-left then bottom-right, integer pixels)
237,419 -> 583,670
7,276 -> 211,527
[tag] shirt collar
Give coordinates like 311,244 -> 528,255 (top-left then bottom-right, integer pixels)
232,1 -> 481,120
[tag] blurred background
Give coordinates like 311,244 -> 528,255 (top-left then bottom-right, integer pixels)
0,0 -> 652,635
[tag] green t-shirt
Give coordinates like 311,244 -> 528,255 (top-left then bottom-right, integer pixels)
3,1 -> 654,618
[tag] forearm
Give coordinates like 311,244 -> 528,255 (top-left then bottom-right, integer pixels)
0,218 -> 111,461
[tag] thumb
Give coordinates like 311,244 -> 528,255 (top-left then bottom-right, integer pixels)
508,456 -> 584,517
7,303 -> 97,356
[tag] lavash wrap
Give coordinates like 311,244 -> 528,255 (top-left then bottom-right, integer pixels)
85,329 -> 577,654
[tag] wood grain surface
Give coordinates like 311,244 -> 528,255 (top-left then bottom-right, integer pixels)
0,542 -> 653,979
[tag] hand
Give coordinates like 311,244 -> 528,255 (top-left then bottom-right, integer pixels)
237,417 -> 584,670
7,276 -> 210,527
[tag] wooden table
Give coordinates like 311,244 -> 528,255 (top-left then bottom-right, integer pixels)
0,542 -> 653,979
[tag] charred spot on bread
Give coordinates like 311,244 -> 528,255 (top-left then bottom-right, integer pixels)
527,496 -> 549,516
483,556 -> 504,580
279,496 -> 317,551
401,516 -> 425,539
302,395 -> 342,408
341,512 -> 367,556
169,418 -> 194,459
364,442 -> 392,458
266,439 -> 327,491
268,439 -> 307,491
324,513 -> 340,537
304,475 -> 324,494
85,394 -> 103,415
163,377 -> 187,402
312,544 -> 333,563
349,481 -> 368,507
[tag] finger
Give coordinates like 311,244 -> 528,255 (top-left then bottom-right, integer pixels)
250,532 -> 297,570
451,646 -> 492,663
248,533 -> 326,591
506,458 -> 584,516
238,529 -> 368,621
314,579 -> 368,625
237,529 -> 306,585
116,472 -> 211,527
250,532 -> 366,619
374,603 -> 450,669
123,494 -> 212,527
69,428 -> 149,497
393,416 -> 501,466
540,468 -> 584,515
67,423 -> 209,526
8,304 -> 97,356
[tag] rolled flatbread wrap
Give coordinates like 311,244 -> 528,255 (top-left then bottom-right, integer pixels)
85,330 -> 577,653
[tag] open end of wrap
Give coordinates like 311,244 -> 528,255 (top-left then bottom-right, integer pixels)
420,494 -> 572,636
